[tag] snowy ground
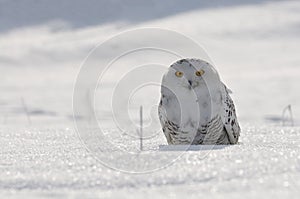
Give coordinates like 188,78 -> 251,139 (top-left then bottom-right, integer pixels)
1,125 -> 300,198
1,0 -> 300,198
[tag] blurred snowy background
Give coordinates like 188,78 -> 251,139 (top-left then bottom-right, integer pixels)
1,0 -> 300,125
1,0 -> 300,198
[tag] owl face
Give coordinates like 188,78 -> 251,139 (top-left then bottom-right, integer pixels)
164,58 -> 218,91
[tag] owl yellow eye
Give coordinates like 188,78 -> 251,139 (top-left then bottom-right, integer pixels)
175,71 -> 183,77
195,70 -> 205,76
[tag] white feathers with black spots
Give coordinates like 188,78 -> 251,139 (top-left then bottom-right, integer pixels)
158,58 -> 240,145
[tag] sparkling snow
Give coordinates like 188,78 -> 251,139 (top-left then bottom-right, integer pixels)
1,125 -> 300,198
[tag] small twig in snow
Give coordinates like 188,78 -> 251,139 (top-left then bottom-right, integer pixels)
282,104 -> 294,127
139,106 -> 143,151
21,97 -> 31,125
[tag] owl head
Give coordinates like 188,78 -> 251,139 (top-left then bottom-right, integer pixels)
162,58 -> 221,91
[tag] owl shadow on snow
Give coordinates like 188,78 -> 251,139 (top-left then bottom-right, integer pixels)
158,144 -> 230,151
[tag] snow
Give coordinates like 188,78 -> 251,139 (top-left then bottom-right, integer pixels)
1,0 -> 300,198
1,125 -> 300,198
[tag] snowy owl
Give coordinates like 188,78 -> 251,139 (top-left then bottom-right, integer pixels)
158,58 -> 240,145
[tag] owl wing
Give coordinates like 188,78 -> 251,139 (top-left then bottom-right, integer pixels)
158,100 -> 173,144
221,83 -> 241,144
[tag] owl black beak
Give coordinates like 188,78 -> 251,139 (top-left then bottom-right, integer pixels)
188,80 -> 192,90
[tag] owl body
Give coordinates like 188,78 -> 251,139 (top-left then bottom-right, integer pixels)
158,58 -> 240,145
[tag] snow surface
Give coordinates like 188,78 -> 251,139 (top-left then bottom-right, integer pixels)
1,0 -> 300,198
1,125 -> 300,198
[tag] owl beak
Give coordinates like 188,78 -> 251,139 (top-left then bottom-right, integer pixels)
188,80 -> 192,90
